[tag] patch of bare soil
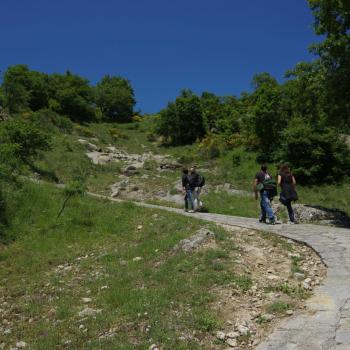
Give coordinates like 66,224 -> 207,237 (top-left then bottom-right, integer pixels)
184,225 -> 326,349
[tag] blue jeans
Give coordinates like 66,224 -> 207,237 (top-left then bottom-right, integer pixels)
260,191 -> 274,221
184,189 -> 194,210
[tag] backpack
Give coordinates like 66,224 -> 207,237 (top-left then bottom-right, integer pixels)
197,175 -> 205,187
256,178 -> 277,195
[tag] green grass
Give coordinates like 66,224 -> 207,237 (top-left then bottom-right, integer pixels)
1,181 -> 248,349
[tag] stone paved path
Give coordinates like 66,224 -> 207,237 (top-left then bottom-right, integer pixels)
89,193 -> 350,350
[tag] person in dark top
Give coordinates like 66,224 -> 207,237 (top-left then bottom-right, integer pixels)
182,168 -> 194,213
278,164 -> 298,224
253,164 -> 276,224
189,166 -> 202,211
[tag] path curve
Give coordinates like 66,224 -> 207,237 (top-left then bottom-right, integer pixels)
89,193 -> 350,350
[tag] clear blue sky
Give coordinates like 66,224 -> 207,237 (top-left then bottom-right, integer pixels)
1,0 -> 319,113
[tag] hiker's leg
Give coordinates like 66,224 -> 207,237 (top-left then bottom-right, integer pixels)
259,194 -> 266,221
187,189 -> 194,210
184,193 -> 189,210
286,199 -> 295,222
262,191 -> 274,220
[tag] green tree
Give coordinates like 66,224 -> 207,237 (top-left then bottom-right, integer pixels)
2,65 -> 49,112
245,73 -> 287,157
48,71 -> 94,121
95,75 -> 135,122
308,0 -> 350,128
156,90 -> 205,145
274,117 -> 350,184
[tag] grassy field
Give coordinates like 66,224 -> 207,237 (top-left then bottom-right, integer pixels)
1,181 -> 255,349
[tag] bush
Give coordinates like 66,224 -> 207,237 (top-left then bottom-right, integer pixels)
109,128 -> 129,140
74,124 -> 95,138
274,118 -> 350,184
198,134 -> 221,159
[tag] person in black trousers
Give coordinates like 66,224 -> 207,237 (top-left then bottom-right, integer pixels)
277,164 -> 298,224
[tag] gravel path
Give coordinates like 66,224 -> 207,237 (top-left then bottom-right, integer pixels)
89,193 -> 350,349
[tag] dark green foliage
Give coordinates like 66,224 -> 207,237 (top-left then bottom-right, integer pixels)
95,75 -> 135,122
156,90 -> 206,145
2,65 -> 49,112
244,73 -> 287,156
274,118 -> 350,184
48,71 -> 95,121
308,0 -> 350,129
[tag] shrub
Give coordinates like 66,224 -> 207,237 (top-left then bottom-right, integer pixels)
198,134 -> 221,159
74,124 -> 95,138
274,118 -> 350,184
109,128 -> 129,140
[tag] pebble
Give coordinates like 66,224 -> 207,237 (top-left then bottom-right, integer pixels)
262,314 -> 274,321
237,325 -> 250,335
294,272 -> 305,281
133,257 -> 142,262
137,225 -> 143,230
216,331 -> 226,340
15,342 -> 27,348
149,345 -> 159,350
226,331 -> 239,339
286,310 -> 294,315
226,338 -> 238,347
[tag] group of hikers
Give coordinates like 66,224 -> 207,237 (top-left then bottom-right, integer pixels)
181,163 -> 298,223
253,163 -> 298,224
181,166 -> 205,213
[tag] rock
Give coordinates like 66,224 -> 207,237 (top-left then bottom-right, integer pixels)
111,189 -> 120,198
82,297 -> 92,303
267,274 -> 279,280
15,342 -> 27,348
101,285 -> 108,290
226,338 -> 238,347
79,324 -> 85,330
237,325 -> 250,335
137,225 -> 143,230
294,272 -> 305,281
262,314 -> 274,321
216,331 -> 226,340
133,257 -> 142,262
173,228 -> 215,253
3,329 -> 11,335
226,331 -> 239,339
286,310 -> 294,315
78,308 -> 102,317
304,277 -> 312,284
86,143 -> 99,152
149,345 -> 159,350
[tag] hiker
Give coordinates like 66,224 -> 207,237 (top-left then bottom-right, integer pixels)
278,164 -> 298,224
253,164 -> 276,224
190,166 -> 205,211
182,168 -> 195,213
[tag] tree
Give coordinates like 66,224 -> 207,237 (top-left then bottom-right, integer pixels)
156,90 -> 205,145
2,65 -> 49,113
308,0 -> 350,128
274,117 -> 350,184
95,75 -> 135,122
245,73 -> 287,157
48,71 -> 94,122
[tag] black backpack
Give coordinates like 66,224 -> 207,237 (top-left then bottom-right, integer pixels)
197,174 -> 205,187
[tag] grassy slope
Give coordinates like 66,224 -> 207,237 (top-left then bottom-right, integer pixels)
34,117 -> 350,217
1,181 -> 255,349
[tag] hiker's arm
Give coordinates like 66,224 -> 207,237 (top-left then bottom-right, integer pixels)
253,179 -> 258,199
277,175 -> 282,185
292,176 -> 296,186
